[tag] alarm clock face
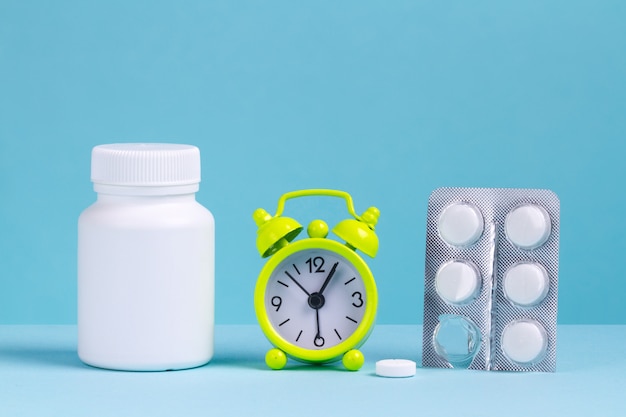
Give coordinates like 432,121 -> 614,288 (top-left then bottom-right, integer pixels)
264,248 -> 368,350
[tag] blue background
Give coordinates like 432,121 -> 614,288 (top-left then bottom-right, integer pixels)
1,0 -> 624,325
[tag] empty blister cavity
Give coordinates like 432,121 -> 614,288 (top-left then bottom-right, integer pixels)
505,204 -> 551,250
438,202 -> 484,247
435,260 -> 481,305
501,319 -> 548,366
433,315 -> 481,368
503,263 -> 549,307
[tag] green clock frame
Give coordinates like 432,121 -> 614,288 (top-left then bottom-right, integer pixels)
254,238 -> 378,366
252,189 -> 380,371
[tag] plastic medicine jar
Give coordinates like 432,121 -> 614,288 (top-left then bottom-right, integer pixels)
78,143 -> 215,371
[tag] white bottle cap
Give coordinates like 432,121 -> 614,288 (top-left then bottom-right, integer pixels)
505,204 -> 551,249
437,203 -> 484,247
91,143 -> 201,195
435,260 -> 481,305
375,359 -> 416,378
503,263 -> 549,307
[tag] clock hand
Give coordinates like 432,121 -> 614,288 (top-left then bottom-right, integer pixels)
318,262 -> 339,296
314,307 -> 324,347
315,308 -> 321,337
285,271 -> 310,296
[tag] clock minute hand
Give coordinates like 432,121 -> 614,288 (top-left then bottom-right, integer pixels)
285,272 -> 310,296
318,262 -> 339,296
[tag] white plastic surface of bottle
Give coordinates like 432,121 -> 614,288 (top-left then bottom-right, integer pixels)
78,143 -> 215,371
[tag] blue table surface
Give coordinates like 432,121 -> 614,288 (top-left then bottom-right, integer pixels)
1,325 -> 624,416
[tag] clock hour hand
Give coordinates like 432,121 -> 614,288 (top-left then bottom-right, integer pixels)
285,272 -> 310,296
318,262 -> 339,296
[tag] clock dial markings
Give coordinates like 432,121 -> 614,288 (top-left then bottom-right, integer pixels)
271,296 -> 282,311
351,291 -> 364,308
334,328 -> 342,340
306,256 -> 326,274
265,248 -> 369,351
314,336 -> 325,347
285,271 -> 310,296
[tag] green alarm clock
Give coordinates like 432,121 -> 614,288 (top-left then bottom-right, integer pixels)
253,189 -> 380,371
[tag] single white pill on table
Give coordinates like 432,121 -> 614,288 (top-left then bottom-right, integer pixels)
503,263 -> 549,307
435,261 -> 481,305
437,203 -> 484,247
505,204 -> 551,250
501,320 -> 548,365
375,359 -> 416,378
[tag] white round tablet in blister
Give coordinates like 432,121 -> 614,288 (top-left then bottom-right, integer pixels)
375,359 -> 416,378
438,203 -> 484,247
503,263 -> 549,307
505,204 -> 551,250
501,320 -> 548,365
435,261 -> 481,305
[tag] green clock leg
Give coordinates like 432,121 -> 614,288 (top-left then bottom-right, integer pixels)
342,349 -> 364,371
266,348 -> 287,370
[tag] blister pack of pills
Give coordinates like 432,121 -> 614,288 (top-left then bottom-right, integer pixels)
422,188 -> 559,372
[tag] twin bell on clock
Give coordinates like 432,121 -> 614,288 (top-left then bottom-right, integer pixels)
252,189 -> 380,371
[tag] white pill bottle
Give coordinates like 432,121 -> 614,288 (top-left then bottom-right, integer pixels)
78,143 -> 215,371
